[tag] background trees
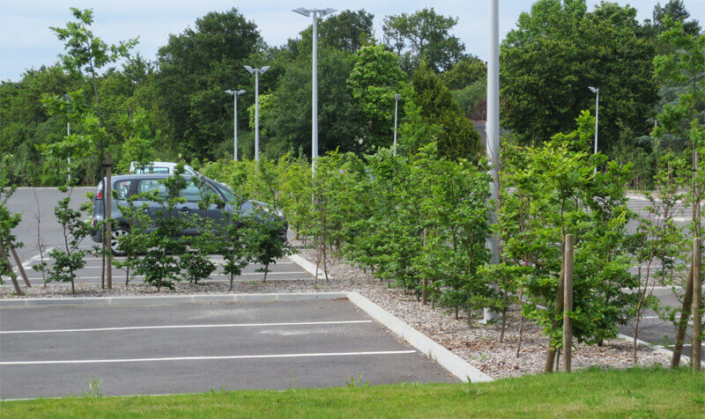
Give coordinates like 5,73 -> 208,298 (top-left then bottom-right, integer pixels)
500,0 -> 657,153
152,8 -> 261,160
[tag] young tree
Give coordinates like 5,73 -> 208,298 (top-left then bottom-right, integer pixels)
652,19 -> 705,367
46,187 -> 96,294
0,156 -> 24,295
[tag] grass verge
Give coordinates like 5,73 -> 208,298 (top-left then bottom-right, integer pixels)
1,366 -> 703,418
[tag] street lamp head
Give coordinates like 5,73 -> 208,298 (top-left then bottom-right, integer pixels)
588,86 -> 599,94
319,8 -> 337,16
225,89 -> 235,95
261,66 -> 271,74
293,8 -> 311,16
237,89 -> 246,95
395,94 -> 401,101
244,65 -> 255,74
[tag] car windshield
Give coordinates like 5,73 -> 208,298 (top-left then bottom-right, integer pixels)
215,183 -> 238,203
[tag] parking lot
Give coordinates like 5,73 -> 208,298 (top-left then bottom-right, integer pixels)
11,254 -> 313,287
0,299 -> 457,399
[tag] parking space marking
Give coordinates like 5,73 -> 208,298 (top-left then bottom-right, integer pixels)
1,320 -> 373,335
0,350 -> 417,366
18,271 -> 309,281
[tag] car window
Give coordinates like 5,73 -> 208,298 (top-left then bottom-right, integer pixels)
179,181 -> 219,202
135,167 -> 170,174
215,183 -> 237,203
138,179 -> 168,199
113,180 -> 132,200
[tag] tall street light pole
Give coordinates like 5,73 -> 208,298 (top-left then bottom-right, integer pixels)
244,66 -> 270,161
65,94 -> 71,183
588,86 -> 600,174
225,89 -> 246,161
293,7 -> 337,175
393,93 -> 401,157
484,0 -> 501,323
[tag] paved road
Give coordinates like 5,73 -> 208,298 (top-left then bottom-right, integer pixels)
0,300 -> 457,399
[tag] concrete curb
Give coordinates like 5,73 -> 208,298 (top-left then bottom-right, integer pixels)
288,254 -> 332,281
347,291 -> 493,383
616,332 -> 704,368
0,293 -> 349,309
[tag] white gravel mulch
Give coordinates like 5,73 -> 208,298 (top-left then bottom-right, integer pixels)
0,242 -> 671,379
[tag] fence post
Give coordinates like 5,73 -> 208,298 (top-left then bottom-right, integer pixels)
563,234 -> 574,373
693,237 -> 702,372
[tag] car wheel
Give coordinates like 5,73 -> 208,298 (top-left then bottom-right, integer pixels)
111,225 -> 129,256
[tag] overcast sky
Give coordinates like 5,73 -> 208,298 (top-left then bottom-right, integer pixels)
1,0 -> 703,82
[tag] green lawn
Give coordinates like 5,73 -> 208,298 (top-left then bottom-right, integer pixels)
2,367 -> 703,418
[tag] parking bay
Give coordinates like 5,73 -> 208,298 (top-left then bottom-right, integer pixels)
13,255 -> 312,286
0,299 -> 457,399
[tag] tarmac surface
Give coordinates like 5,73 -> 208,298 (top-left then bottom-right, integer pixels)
0,299 -> 458,399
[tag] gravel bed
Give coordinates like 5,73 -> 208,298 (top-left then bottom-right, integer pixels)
1,242 -> 671,379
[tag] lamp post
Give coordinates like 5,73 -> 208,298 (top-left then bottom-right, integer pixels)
393,93 -> 401,156
484,0 -> 501,323
588,86 -> 599,174
293,7 -> 337,175
225,89 -> 246,161
65,94 -> 71,183
244,66 -> 270,161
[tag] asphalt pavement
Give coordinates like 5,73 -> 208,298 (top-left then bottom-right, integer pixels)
0,299 -> 457,399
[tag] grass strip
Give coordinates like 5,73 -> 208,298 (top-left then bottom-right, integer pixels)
1,366 -> 703,418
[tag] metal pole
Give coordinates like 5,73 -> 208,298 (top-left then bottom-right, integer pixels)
394,95 -> 399,156
594,89 -> 599,174
234,92 -> 238,161
255,71 -> 260,162
66,95 -> 71,183
484,0 -> 500,323
312,11 -> 319,175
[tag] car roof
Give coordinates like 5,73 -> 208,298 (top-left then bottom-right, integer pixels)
102,173 -> 202,184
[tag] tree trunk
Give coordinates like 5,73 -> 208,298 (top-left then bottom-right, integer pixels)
692,237 -> 702,371
672,265 -> 694,368
545,265 -> 565,373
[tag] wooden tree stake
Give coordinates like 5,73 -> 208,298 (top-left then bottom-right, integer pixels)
563,234 -> 574,373
10,246 -> 31,287
106,154 -> 113,290
0,243 -> 23,295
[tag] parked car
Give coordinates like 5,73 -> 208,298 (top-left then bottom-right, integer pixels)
90,174 -> 287,255
129,161 -> 197,176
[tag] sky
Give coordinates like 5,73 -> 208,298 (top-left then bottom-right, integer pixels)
1,0 -> 703,82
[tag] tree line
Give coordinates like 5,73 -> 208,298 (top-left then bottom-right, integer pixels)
0,1 -> 701,189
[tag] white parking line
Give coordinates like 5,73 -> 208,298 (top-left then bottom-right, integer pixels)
0,320 -> 373,335
0,350 -> 417,366
18,271 -> 310,281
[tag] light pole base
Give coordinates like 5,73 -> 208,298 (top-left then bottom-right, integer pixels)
481,308 -> 499,324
